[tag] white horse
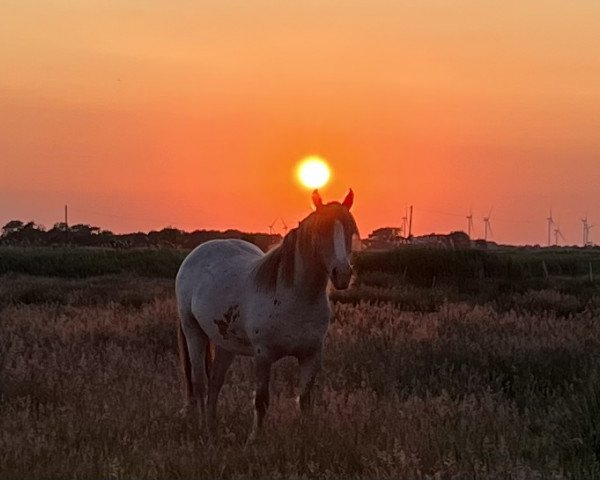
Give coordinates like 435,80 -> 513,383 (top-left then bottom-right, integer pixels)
175,189 -> 358,442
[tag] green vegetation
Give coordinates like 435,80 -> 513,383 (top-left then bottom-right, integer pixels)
3,245 -> 600,283
2,246 -> 600,478
355,246 -> 600,286
0,247 -> 188,278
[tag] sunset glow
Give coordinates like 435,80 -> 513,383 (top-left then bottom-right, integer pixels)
2,2 -> 600,244
297,157 -> 330,189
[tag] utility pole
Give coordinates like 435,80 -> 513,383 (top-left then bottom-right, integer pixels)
64,204 -> 69,244
408,205 -> 413,238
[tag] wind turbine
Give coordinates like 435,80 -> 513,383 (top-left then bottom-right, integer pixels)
483,207 -> 494,242
466,208 -> 474,238
401,208 -> 408,238
268,218 -> 278,235
554,225 -> 565,246
280,218 -> 288,235
546,209 -> 555,247
582,217 -> 594,246
483,208 -> 493,242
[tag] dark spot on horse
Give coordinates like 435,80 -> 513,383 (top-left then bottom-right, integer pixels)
213,318 -> 229,339
223,305 -> 240,324
214,305 -> 241,340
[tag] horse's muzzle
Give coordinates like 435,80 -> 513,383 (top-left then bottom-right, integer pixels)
331,266 -> 352,290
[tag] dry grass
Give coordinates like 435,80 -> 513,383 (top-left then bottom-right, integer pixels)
2,275 -> 600,478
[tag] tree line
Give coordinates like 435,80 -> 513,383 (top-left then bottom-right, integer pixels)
0,220 -> 281,252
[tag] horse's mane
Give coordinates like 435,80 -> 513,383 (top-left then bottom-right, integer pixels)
254,203 -> 358,292
254,228 -> 298,291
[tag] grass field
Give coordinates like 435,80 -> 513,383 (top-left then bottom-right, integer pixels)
2,247 -> 600,478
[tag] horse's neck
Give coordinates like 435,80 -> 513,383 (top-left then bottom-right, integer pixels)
289,243 -> 328,300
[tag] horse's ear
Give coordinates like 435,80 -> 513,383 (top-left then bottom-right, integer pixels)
342,188 -> 354,210
312,189 -> 323,209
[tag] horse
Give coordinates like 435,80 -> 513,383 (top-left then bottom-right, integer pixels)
175,188 -> 358,443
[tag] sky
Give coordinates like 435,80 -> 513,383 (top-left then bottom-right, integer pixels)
2,0 -> 600,245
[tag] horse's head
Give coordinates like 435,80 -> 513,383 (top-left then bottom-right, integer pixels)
303,189 -> 359,290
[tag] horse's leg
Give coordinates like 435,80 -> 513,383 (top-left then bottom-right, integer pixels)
207,346 -> 235,437
177,322 -> 194,415
185,328 -> 210,431
247,356 -> 272,445
298,348 -> 322,414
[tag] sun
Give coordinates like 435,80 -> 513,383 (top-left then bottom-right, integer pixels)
297,156 -> 331,189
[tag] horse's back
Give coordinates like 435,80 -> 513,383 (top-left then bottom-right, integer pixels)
178,239 -> 261,274
177,238 -> 262,293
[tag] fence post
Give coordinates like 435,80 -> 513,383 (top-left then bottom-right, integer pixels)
542,260 -> 549,279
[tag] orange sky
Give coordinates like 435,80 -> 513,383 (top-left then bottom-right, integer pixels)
2,1 -> 600,245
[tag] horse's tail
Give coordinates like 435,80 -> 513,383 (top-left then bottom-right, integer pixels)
177,322 -> 193,400
177,320 -> 213,400
205,340 -> 214,379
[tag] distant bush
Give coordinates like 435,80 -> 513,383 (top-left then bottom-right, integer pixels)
355,248 -> 506,287
1,219 -> 280,250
